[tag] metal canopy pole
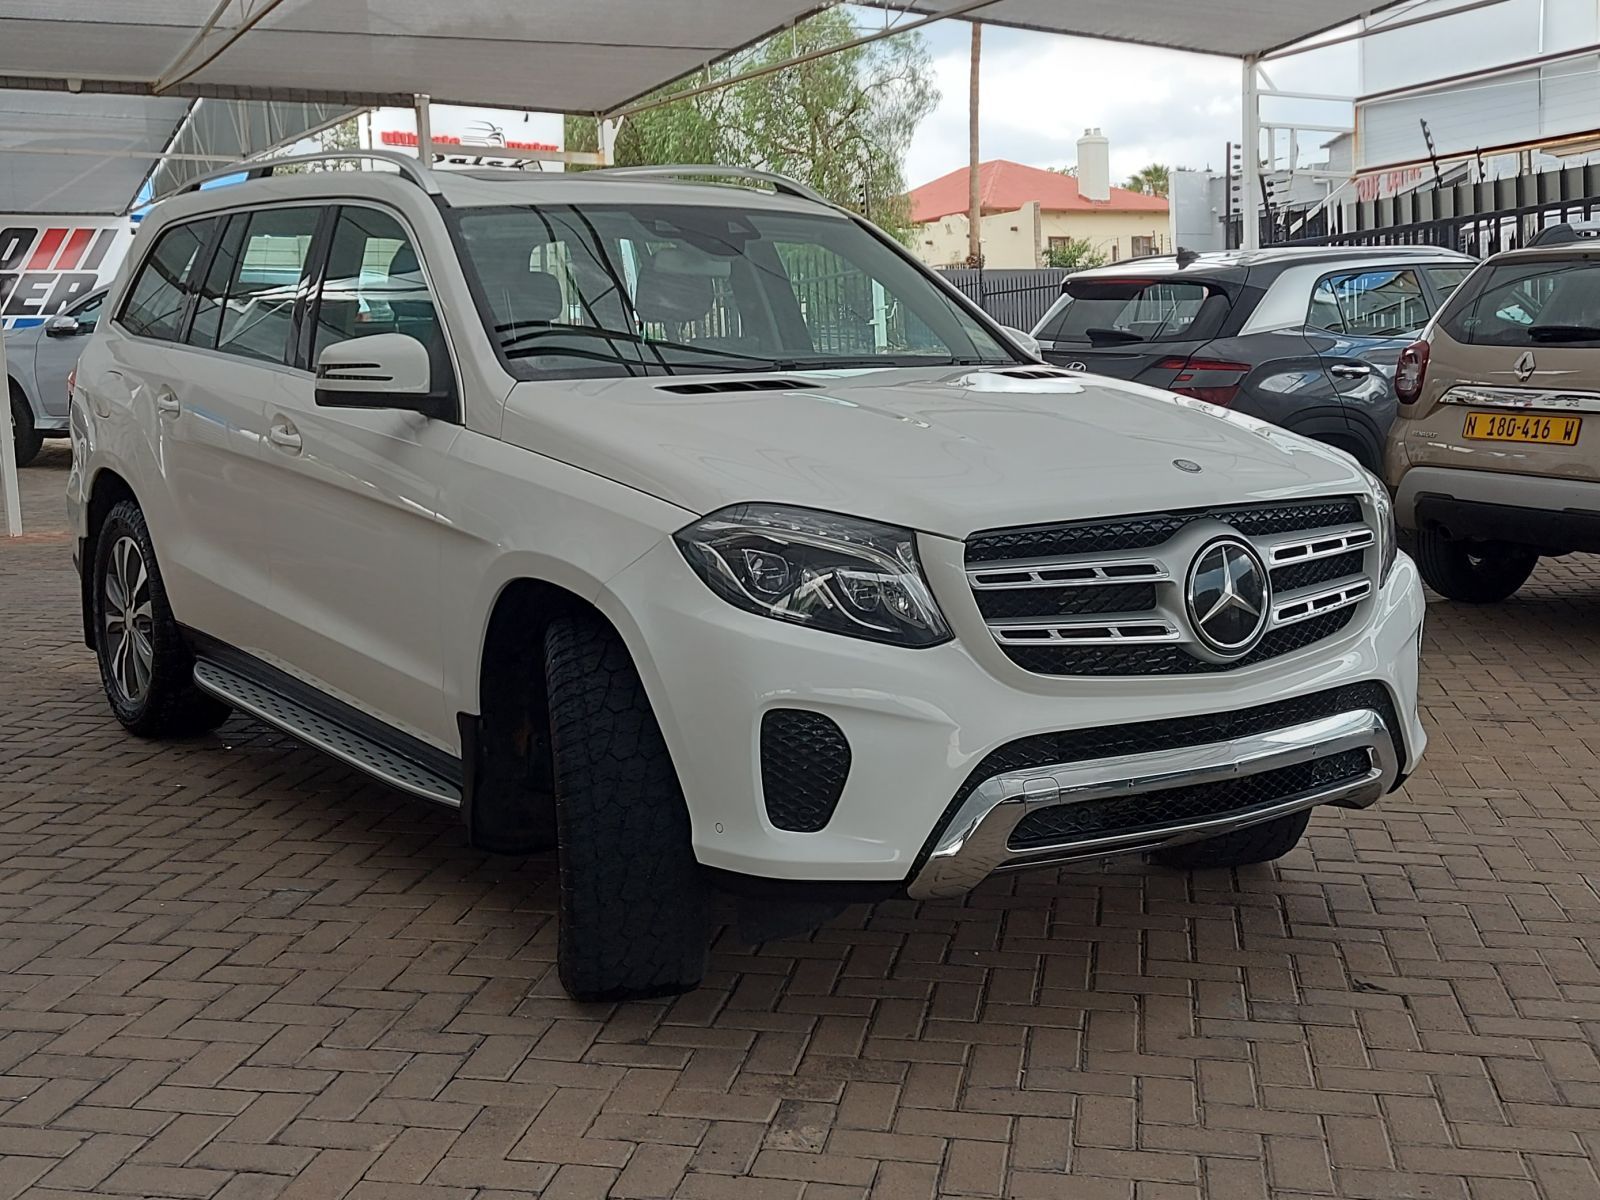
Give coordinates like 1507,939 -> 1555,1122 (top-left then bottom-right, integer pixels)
1,322 -> 21,536
1241,55 -> 1262,251
414,93 -> 432,164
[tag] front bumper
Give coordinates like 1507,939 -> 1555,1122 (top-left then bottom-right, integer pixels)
601,538 -> 1427,892
1395,466 -> 1600,554
909,704 -> 1396,899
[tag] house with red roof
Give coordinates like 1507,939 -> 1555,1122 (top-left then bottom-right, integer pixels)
906,158 -> 1170,269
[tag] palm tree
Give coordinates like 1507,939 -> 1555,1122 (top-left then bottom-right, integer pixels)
1124,163 -> 1170,197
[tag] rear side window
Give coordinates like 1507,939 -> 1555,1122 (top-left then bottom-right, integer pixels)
1440,259 -> 1600,348
1035,279 -> 1225,345
119,219 -> 215,341
187,206 -> 320,364
1308,269 -> 1426,336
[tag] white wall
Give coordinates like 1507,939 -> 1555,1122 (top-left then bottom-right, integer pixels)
1356,0 -> 1600,170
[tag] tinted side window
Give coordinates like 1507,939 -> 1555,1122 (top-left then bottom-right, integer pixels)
72,291 -> 106,330
120,219 -> 214,340
1038,279 -> 1221,344
190,207 -> 320,364
311,207 -> 440,369
1424,265 -> 1474,304
1308,269 -> 1425,336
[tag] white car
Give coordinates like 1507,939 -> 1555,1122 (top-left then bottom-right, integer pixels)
67,154 -> 1426,1000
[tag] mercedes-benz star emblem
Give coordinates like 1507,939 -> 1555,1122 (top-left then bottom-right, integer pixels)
1513,350 -> 1536,383
1186,538 -> 1270,655
1173,458 -> 1202,474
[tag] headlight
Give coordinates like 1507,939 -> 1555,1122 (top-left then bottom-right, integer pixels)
675,504 -> 951,647
1363,470 -> 1398,585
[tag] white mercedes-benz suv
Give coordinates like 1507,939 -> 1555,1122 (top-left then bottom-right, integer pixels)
66,153 -> 1426,1000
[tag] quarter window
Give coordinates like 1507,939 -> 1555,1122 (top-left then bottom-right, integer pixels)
1309,269 -> 1426,336
119,219 -> 215,341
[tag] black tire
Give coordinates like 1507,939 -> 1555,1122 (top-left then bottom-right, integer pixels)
1151,809 -> 1310,870
1413,528 -> 1537,603
9,386 -> 43,468
92,500 -> 231,738
544,613 -> 708,1001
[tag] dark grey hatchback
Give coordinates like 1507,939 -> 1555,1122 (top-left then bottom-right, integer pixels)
1031,246 -> 1475,472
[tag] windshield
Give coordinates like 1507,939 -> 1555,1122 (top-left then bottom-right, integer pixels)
453,203 -> 1014,379
1034,278 -> 1228,345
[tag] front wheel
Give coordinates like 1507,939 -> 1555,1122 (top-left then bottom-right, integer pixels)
544,613 -> 709,1002
1413,528 -> 1537,603
1151,810 -> 1310,870
92,501 -> 231,737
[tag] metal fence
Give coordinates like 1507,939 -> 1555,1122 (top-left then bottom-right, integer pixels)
935,268 -> 1070,332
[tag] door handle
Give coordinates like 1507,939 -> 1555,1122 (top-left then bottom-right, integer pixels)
1329,364 -> 1373,379
154,390 -> 181,418
267,419 -> 303,454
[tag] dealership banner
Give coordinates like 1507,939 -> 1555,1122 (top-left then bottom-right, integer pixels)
360,104 -> 565,172
1,218 -> 133,330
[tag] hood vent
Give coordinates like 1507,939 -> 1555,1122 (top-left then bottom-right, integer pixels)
996,367 -> 1076,380
658,378 -> 823,395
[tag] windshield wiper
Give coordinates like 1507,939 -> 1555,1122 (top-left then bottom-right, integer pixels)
1528,323 -> 1600,343
1084,327 -> 1144,345
501,325 -> 780,368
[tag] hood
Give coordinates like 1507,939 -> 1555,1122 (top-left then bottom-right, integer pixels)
502,366 -> 1370,538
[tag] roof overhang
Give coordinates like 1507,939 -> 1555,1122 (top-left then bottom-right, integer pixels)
1,1 -> 1418,113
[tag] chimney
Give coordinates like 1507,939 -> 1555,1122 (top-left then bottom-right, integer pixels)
1077,127 -> 1110,203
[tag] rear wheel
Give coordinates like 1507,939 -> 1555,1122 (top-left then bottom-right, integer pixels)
9,387 -> 42,468
1151,810 -> 1311,870
92,501 -> 231,737
1413,528 -> 1537,603
544,613 -> 708,1002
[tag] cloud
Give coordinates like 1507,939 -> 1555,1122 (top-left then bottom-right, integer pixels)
904,24 -> 1359,188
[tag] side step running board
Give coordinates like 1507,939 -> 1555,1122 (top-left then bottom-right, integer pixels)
192,659 -> 462,808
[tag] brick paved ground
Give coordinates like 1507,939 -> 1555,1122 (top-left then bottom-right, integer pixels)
4,448 -> 1600,1199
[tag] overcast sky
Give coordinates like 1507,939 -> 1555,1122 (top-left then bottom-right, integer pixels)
904,21 -> 1359,188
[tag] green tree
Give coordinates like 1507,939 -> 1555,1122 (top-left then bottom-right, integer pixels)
566,9 -> 936,241
1124,163 -> 1171,197
1043,237 -> 1106,270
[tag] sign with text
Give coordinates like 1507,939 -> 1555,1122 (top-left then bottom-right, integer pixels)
0,218 -> 133,329
362,105 -> 565,172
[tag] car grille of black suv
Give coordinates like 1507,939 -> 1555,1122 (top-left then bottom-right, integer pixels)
965,497 -> 1375,677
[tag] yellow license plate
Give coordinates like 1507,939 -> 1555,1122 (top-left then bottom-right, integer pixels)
1463,412 -> 1581,445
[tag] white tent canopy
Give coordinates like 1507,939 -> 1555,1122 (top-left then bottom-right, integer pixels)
1,1 -> 1414,112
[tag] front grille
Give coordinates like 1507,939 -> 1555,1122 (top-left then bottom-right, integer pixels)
761,709 -> 851,833
1007,748 -> 1372,850
966,497 -> 1372,676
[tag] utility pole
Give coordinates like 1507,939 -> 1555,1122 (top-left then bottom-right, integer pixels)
967,22 -> 982,267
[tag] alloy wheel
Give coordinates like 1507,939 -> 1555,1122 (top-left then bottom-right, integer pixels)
103,535 -> 154,704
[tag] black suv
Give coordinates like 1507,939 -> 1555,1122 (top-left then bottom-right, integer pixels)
1031,246 -> 1475,471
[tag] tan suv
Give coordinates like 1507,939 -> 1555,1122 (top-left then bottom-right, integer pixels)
1386,238 -> 1600,602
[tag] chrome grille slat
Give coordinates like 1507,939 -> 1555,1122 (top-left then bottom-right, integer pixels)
1263,526 -> 1374,567
989,616 -> 1182,646
1271,579 -> 1372,628
968,556 -> 1169,590
966,496 -> 1376,676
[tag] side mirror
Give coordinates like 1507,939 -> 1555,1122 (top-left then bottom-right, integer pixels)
314,333 -> 453,419
44,314 -> 81,337
1001,326 -> 1042,360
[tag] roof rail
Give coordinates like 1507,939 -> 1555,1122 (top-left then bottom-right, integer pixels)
174,150 -> 440,197
590,165 -> 830,206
